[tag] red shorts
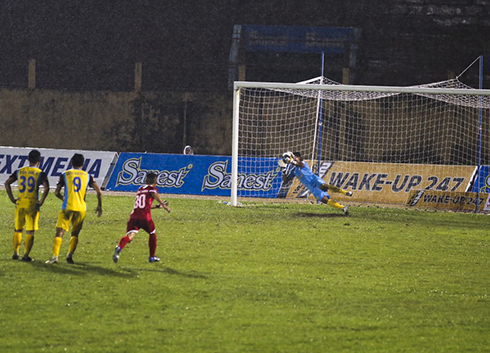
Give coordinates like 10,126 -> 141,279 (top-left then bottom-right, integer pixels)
126,217 -> 156,235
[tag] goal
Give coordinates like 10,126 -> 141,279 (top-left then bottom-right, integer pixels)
231,77 -> 490,206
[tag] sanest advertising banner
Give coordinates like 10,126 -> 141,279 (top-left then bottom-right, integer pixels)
0,147 -> 117,188
105,153 -> 283,197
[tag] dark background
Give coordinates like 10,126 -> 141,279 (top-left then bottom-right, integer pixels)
1,0 -> 489,92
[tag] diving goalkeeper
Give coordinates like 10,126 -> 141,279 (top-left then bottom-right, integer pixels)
280,151 -> 352,215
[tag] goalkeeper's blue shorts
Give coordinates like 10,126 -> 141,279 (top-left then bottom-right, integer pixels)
304,180 -> 330,201
312,188 -> 330,201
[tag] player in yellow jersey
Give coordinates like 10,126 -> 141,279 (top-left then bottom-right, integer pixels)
4,149 -> 50,261
46,153 -> 102,264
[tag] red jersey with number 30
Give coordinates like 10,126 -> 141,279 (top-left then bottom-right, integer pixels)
130,185 -> 157,221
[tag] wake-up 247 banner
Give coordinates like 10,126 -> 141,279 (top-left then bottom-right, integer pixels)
284,161 -> 477,205
105,152 -> 283,197
406,189 -> 490,212
0,146 -> 117,188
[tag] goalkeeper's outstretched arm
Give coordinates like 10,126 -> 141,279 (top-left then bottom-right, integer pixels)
282,170 -> 293,183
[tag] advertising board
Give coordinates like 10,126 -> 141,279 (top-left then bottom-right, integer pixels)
105,153 -> 284,197
284,161 -> 477,205
0,146 -> 117,188
407,189 -> 490,212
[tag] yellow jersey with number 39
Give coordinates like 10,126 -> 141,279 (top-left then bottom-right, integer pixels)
59,169 -> 94,211
16,166 -> 47,209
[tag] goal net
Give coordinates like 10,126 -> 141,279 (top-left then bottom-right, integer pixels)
231,77 -> 490,206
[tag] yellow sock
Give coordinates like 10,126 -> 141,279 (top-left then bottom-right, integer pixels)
327,184 -> 348,195
52,237 -> 63,257
13,232 -> 22,255
327,199 -> 344,210
68,236 -> 78,256
24,233 -> 34,256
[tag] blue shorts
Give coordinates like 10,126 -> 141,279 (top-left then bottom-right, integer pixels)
312,188 -> 330,201
304,179 -> 330,201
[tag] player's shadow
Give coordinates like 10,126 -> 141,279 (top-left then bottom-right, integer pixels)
31,260 -> 137,278
141,266 -> 207,279
295,212 -> 347,218
30,261 -> 206,279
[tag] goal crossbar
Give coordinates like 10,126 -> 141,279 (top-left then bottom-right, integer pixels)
234,81 -> 490,96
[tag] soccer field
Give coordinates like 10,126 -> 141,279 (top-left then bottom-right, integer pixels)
1,190 -> 489,352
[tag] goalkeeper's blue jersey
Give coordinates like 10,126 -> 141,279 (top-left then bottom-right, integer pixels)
284,161 -> 325,190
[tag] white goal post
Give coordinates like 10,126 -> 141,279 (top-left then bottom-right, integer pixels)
231,78 -> 490,207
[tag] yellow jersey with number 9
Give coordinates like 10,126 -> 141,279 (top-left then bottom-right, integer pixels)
16,166 -> 46,209
60,169 -> 92,211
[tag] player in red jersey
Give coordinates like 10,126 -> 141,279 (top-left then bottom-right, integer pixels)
112,172 -> 171,263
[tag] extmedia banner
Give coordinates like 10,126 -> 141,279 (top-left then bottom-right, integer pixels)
0,146 -> 117,188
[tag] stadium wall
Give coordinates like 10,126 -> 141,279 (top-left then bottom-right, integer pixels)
0,89 -> 232,156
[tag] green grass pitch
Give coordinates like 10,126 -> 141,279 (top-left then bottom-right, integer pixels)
1,190 -> 489,352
